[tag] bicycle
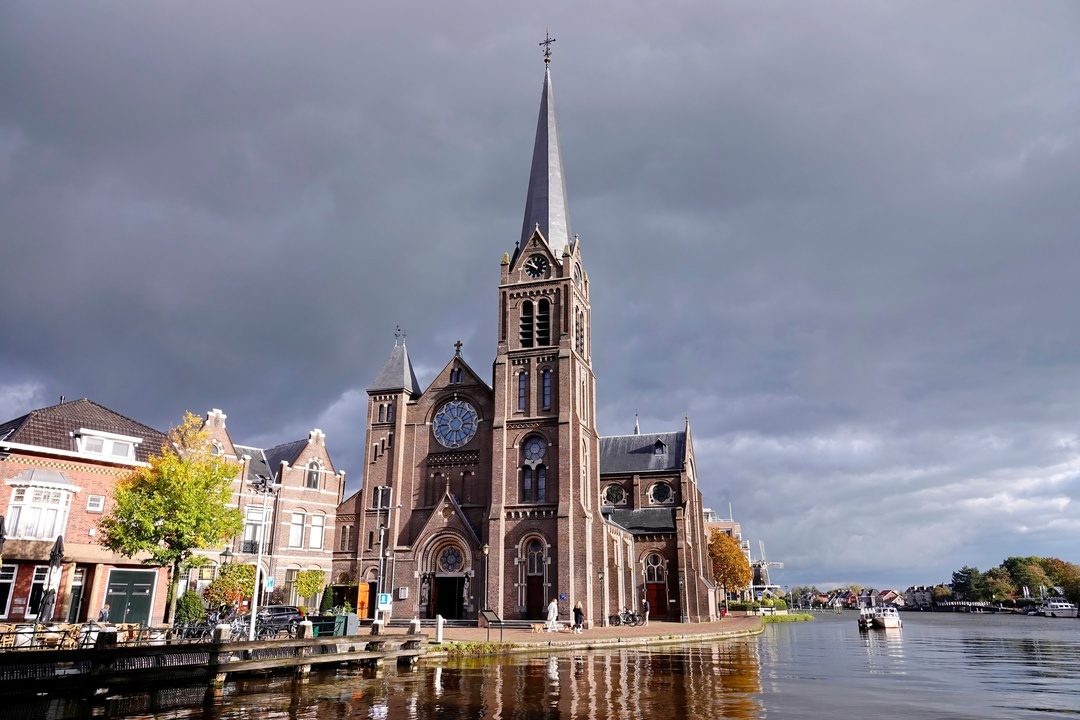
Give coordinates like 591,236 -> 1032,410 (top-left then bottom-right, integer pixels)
608,608 -> 644,627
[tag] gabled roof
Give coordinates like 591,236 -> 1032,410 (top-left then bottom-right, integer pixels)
599,431 -> 686,475
515,65 -> 573,263
0,398 -> 167,463
605,508 -> 677,535
368,340 -> 422,396
265,438 -> 309,474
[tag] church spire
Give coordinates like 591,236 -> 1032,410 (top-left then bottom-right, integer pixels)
516,33 -> 572,261
368,328 -> 422,396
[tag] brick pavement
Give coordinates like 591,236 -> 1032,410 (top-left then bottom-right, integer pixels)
423,615 -> 763,655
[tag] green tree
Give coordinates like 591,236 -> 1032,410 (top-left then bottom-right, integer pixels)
983,567 -> 1017,602
203,563 -> 255,611
1001,556 -> 1053,598
175,591 -> 206,623
931,584 -> 953,603
98,413 -> 244,623
296,570 -> 327,605
951,566 -> 985,600
708,529 -> 753,610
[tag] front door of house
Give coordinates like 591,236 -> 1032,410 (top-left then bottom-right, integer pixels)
105,569 -> 156,624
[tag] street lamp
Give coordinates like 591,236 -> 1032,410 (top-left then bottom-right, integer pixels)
481,543 -> 490,611
248,475 -> 280,641
220,547 -> 234,565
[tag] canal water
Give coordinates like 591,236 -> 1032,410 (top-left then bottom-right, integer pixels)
12,611 -> 1080,719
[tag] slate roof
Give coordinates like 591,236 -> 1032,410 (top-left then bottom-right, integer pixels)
368,341 -> 422,395
233,444 -> 272,481
265,439 -> 309,475
0,398 -> 167,463
599,431 -> 686,475
605,508 -> 678,535
516,65 -> 573,263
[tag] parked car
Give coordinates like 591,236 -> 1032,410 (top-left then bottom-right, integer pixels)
257,605 -> 303,635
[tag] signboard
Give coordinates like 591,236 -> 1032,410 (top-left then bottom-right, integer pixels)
377,593 -> 393,611
266,577 -> 275,590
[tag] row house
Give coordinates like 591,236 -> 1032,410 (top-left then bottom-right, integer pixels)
193,410 -> 345,611
0,399 -> 170,624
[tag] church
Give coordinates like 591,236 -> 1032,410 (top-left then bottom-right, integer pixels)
333,49 -> 716,626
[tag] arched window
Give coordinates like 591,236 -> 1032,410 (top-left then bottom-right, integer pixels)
527,539 -> 545,575
306,461 -> 321,490
575,310 -> 585,355
378,404 -> 385,423
518,371 -> 528,412
603,484 -> 625,505
536,299 -> 550,346
650,482 -> 673,504
210,442 -> 223,457
541,369 -> 552,410
520,301 -> 535,348
520,436 -> 548,503
645,553 -> 666,583
386,402 -> 394,422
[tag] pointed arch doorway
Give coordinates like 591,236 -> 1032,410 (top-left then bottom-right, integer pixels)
421,542 -> 471,620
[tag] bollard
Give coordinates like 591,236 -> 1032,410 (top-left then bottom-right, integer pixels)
296,620 -> 314,639
435,615 -> 444,644
370,619 -> 384,636
408,618 -> 422,635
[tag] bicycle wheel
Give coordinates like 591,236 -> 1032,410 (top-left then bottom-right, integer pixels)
608,614 -> 622,627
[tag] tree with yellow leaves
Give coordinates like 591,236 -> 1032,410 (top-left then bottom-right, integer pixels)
99,412 -> 243,623
708,529 -> 753,611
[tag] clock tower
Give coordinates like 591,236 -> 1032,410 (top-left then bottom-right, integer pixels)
486,51 -> 603,621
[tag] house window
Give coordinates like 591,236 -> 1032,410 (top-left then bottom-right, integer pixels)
518,372 -> 528,412
0,566 -> 15,618
210,442 -> 223,457
27,566 -> 49,619
284,569 -> 298,604
310,514 -> 325,549
86,495 -> 106,513
520,301 -> 534,348
654,440 -> 666,455
289,512 -> 305,548
6,486 -> 72,540
306,462 -> 321,490
242,506 -> 266,553
536,299 -> 551,346
76,429 -> 139,461
541,369 -> 552,410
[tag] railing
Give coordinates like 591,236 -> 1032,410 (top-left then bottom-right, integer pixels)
240,540 -> 271,554
0,622 -> 228,651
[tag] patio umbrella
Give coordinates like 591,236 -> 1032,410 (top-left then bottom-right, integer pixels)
38,535 -> 65,623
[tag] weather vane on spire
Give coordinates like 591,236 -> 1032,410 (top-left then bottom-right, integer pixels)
540,28 -> 556,63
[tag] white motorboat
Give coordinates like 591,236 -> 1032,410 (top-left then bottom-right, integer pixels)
858,605 -> 902,630
1037,598 -> 1078,618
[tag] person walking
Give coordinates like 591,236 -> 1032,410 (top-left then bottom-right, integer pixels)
546,597 -> 559,632
641,597 -> 650,626
97,603 -> 110,623
573,601 -> 585,633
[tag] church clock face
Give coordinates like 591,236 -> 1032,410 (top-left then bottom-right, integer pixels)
573,263 -> 582,286
433,400 -> 479,449
524,254 -> 549,278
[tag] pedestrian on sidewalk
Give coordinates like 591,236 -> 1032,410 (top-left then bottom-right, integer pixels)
546,598 -> 559,632
573,601 -> 585,633
641,597 -> 650,625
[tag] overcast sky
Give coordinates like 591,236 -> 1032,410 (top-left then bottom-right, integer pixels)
2,2 -> 1078,592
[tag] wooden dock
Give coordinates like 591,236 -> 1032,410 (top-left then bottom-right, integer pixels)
0,625 -> 427,698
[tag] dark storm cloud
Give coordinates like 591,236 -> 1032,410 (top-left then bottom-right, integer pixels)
2,1 -> 1078,589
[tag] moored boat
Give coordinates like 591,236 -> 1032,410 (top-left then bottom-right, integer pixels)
1037,598 -> 1078,618
857,605 -> 902,630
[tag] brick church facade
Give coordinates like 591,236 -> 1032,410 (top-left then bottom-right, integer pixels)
333,57 -> 716,625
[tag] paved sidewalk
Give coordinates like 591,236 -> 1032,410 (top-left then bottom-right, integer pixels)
426,615 -> 763,655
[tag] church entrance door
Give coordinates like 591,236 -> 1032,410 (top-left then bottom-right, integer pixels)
433,576 -> 465,620
526,576 -> 545,619
646,583 -> 669,621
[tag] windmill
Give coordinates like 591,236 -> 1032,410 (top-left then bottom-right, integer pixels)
752,541 -> 784,598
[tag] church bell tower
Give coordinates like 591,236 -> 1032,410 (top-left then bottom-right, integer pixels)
486,34 -> 602,621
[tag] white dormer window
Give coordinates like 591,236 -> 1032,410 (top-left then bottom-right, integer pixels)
75,428 -> 142,461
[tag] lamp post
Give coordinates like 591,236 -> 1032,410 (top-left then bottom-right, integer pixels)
598,569 -> 605,627
248,475 -> 280,642
481,544 -> 490,611
220,548 -> 234,565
